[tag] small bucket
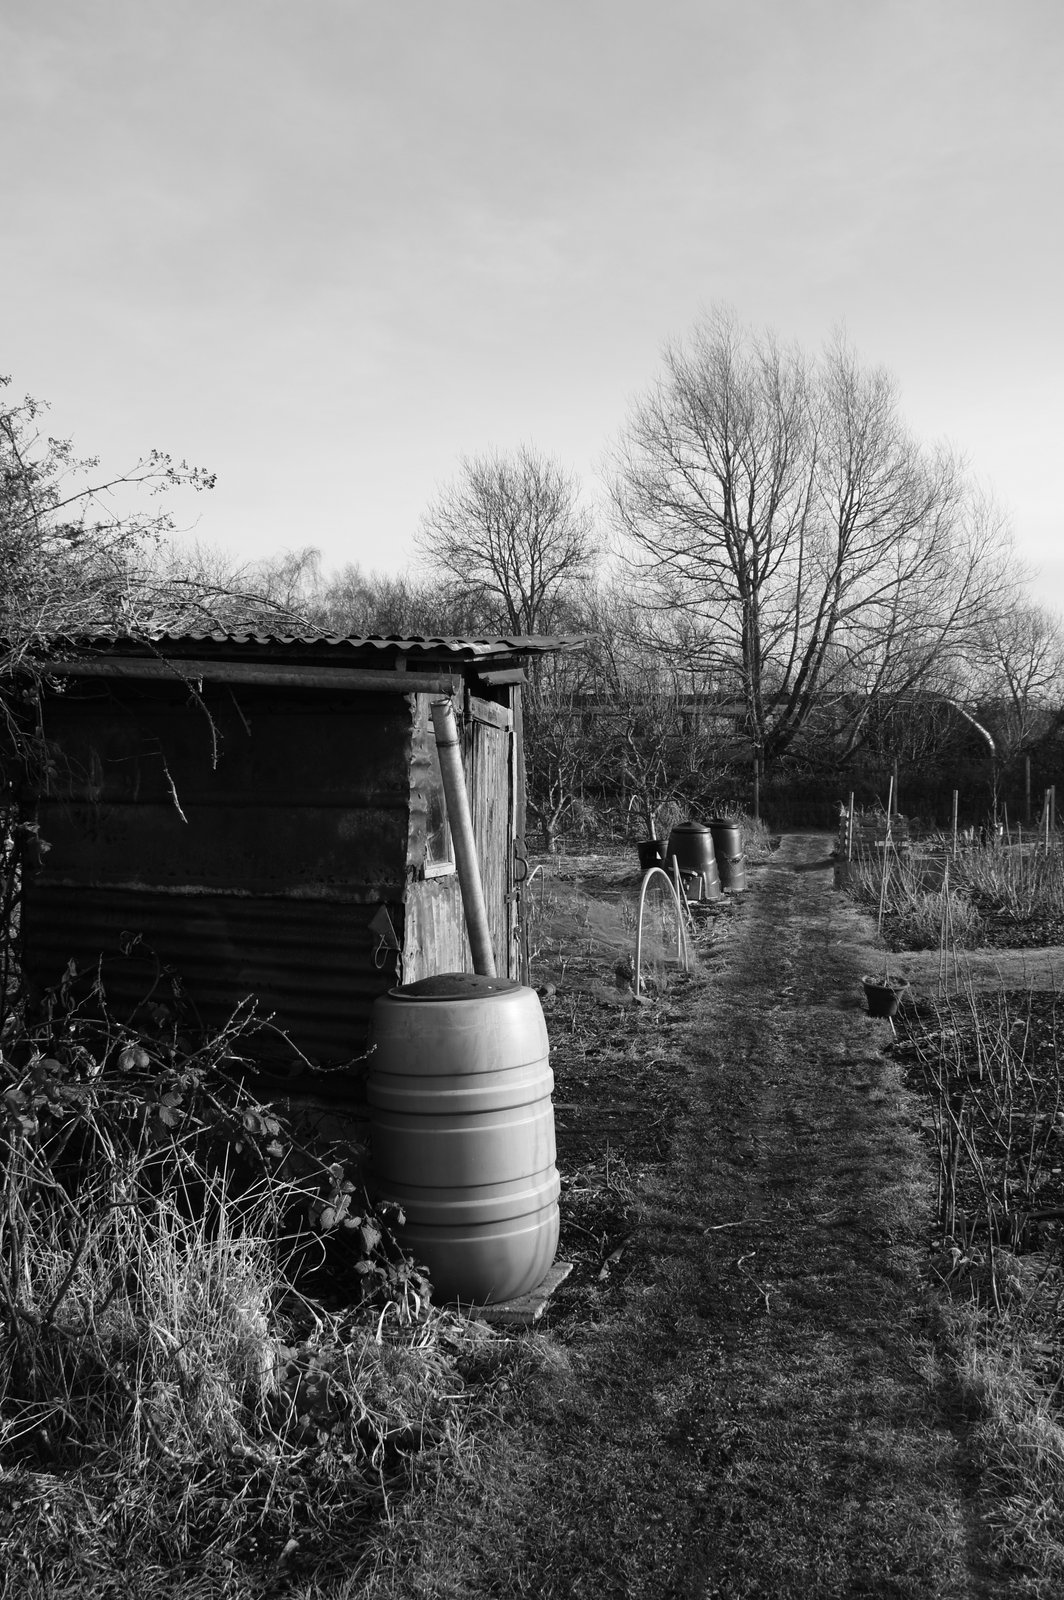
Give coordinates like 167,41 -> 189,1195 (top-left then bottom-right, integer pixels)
862,976 -> 910,1018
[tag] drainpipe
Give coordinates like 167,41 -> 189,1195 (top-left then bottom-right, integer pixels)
430,699 -> 497,977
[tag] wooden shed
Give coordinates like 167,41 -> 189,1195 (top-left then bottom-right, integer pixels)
20,632 -> 576,1078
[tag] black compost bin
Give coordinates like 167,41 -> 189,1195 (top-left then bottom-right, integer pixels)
665,822 -> 722,901
709,818 -> 747,892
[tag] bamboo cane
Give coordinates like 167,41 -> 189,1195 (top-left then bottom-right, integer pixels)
877,776 -> 894,981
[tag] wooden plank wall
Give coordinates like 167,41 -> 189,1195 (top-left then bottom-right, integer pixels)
469,696 -> 513,977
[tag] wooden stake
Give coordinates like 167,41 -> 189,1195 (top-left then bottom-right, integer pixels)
952,790 -> 959,858
847,790 -> 855,862
877,775 -> 894,980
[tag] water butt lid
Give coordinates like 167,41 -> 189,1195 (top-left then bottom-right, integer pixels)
670,821 -> 711,835
389,972 -> 525,1001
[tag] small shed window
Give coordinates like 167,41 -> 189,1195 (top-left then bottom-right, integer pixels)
423,733 -> 454,877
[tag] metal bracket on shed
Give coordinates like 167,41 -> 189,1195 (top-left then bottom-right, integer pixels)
369,905 -> 402,974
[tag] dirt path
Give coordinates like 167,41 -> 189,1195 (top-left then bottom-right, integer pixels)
643,831 -> 987,1597
367,835 -> 1004,1599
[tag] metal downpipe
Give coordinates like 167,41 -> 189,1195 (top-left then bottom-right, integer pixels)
430,699 -> 498,978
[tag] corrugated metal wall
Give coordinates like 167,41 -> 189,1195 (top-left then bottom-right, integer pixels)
22,884 -> 384,1066
23,681 -> 416,1070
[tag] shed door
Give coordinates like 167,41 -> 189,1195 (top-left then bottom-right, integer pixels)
466,696 -> 515,978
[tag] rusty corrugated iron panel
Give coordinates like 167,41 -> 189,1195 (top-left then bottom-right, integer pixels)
37,684 -> 411,897
23,680 -> 418,1068
21,883 -> 400,1067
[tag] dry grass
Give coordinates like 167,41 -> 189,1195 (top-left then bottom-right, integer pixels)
956,844 -> 1064,922
846,851 -> 984,949
942,1300 -> 1064,1594
846,838 -> 1064,951
897,985 -> 1064,1595
1,1151 -> 527,1598
0,983 -> 527,1599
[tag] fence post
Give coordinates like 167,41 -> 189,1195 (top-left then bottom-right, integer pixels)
952,790 -> 958,858
847,790 -> 855,862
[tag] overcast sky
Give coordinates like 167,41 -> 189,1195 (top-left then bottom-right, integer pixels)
4,1 -> 1062,604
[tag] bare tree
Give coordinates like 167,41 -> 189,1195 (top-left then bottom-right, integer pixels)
611,311 -> 1012,771
147,540 -> 514,639
523,662 -> 592,852
975,599 -> 1064,743
964,598 -> 1064,810
134,538 -> 324,633
306,562 -> 492,637
416,446 -> 597,635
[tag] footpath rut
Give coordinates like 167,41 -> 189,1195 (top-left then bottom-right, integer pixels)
643,831 -> 988,1597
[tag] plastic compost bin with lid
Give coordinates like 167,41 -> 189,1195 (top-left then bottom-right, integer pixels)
665,821 -> 722,901
367,972 -> 560,1304
708,818 -> 747,892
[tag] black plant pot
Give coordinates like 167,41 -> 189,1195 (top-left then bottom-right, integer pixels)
637,839 -> 666,873
862,976 -> 910,1018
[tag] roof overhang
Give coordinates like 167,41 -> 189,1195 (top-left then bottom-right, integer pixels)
22,632 -> 590,692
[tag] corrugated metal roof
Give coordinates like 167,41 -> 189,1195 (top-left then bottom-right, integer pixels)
41,632 -> 588,659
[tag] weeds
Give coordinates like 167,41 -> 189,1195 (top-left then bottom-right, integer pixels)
898,987 -> 1064,1595
0,949 -> 513,1595
959,845 -> 1064,923
846,851 -> 984,950
897,986 -> 1064,1302
847,837 -> 1064,951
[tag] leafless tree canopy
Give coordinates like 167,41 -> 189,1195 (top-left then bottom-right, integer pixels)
611,310 -> 1015,766
415,446 -> 597,635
